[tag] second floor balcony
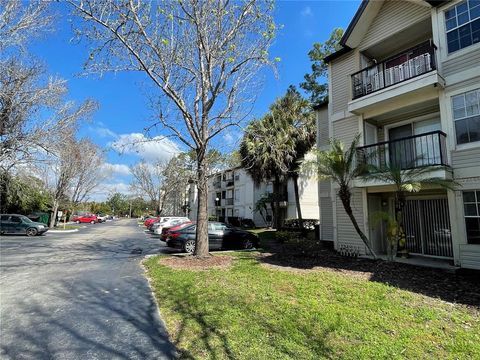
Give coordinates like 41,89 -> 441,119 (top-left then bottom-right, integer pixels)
354,131 -> 451,187
348,40 -> 445,117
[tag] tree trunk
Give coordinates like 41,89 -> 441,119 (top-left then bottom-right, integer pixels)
194,149 -> 210,257
273,174 -> 282,230
292,173 -> 304,230
338,185 -> 377,259
49,200 -> 59,228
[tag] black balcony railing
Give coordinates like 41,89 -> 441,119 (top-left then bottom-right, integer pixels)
356,131 -> 448,172
351,40 -> 437,100
226,198 -> 234,205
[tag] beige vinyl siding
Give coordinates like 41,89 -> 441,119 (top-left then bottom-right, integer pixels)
319,180 -> 333,241
451,147 -> 480,169
442,47 -> 480,77
320,199 -> 334,241
330,52 -> 357,114
332,116 -> 359,145
459,244 -> 480,270
336,188 -> 366,254
316,107 -> 329,147
319,180 -> 330,195
359,0 -> 431,50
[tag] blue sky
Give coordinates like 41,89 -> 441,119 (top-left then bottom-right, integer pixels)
30,0 -> 360,198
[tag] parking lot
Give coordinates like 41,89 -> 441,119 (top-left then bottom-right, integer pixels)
0,219 -> 176,359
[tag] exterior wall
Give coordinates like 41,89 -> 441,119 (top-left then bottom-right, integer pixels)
316,106 -> 329,148
204,167 -> 317,228
319,180 -> 334,241
442,47 -> 480,77
330,52 -> 358,115
359,0 -> 431,51
335,188 -> 367,254
332,116 -> 360,145
286,175 -> 319,220
432,0 -> 480,268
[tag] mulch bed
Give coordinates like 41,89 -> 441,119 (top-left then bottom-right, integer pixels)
159,255 -> 233,271
259,248 -> 480,310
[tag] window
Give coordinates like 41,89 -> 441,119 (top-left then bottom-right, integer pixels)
463,191 -> 480,244
453,89 -> 480,144
445,0 -> 480,53
10,216 -> 21,223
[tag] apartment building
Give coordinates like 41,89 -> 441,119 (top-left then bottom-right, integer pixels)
186,167 -> 319,227
318,0 -> 480,269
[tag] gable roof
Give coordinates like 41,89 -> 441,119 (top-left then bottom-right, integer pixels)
325,0 -> 449,63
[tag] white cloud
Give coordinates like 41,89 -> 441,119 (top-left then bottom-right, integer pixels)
88,123 -> 118,139
102,163 -> 131,176
110,133 -> 181,162
300,6 -> 313,17
90,181 -> 133,201
222,128 -> 242,148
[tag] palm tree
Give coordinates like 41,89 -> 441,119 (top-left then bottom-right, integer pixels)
303,134 -> 377,258
239,113 -> 295,229
362,159 -> 456,258
270,86 -> 316,230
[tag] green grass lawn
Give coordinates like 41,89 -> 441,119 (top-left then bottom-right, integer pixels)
144,252 -> 479,359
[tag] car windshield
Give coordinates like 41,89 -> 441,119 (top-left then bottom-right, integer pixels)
20,216 -> 33,223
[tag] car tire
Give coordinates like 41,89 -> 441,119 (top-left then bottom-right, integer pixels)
90,220 -> 95,224
184,239 -> 196,254
243,237 -> 254,250
26,227 -> 38,237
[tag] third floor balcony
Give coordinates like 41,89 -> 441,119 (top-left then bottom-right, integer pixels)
348,40 -> 445,118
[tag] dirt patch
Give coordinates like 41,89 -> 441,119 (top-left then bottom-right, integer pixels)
159,255 -> 233,271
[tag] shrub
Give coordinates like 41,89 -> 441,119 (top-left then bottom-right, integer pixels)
282,218 -> 319,230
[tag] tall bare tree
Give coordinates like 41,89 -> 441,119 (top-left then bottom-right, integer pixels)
70,139 -> 109,206
0,2 -> 97,171
68,0 -> 277,257
130,160 -> 166,215
0,0 -> 53,52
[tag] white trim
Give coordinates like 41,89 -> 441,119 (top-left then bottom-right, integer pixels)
436,0 -> 480,63
348,71 -> 444,116
383,112 -> 441,141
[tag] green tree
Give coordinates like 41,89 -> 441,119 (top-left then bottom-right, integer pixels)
68,0 -> 277,258
270,86 -> 315,229
106,193 -> 129,216
300,28 -> 343,105
303,135 -> 376,258
363,160 -> 456,259
240,112 -> 295,229
0,171 -> 50,214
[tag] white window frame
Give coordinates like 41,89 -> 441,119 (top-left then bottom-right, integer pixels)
444,0 -> 480,53
451,88 -> 480,145
436,0 -> 480,63
462,190 -> 480,244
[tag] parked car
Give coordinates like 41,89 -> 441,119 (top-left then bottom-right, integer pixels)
0,214 -> 49,236
144,216 -> 159,227
71,214 -> 98,224
96,214 -> 108,223
160,221 -> 193,241
165,222 -> 259,253
151,217 -> 190,234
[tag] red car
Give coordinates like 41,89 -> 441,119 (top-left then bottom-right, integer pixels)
160,222 -> 193,242
144,217 -> 159,227
71,214 -> 98,224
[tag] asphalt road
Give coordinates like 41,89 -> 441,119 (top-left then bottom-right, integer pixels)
0,219 -> 177,360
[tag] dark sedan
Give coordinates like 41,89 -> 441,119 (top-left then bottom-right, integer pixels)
165,222 -> 259,253
0,214 -> 49,236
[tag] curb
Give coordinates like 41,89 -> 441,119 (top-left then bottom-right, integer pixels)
48,229 -> 79,233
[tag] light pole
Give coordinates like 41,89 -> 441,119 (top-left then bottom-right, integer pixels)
215,197 -> 220,221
